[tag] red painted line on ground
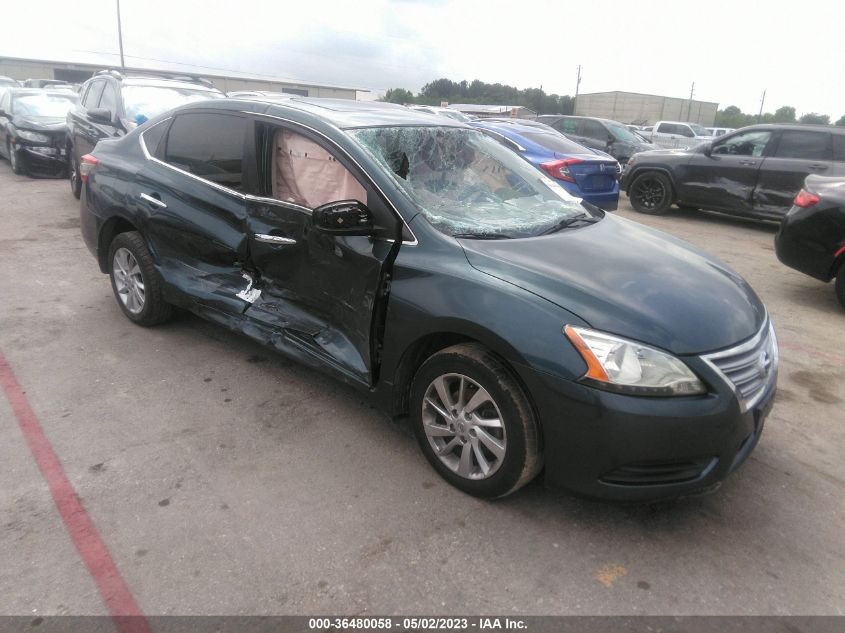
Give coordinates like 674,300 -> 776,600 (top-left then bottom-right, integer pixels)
0,350 -> 151,633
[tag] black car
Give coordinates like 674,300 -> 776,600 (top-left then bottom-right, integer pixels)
78,97 -> 777,500
67,70 -> 224,198
537,115 -> 657,165
0,88 -> 78,176
622,124 -> 845,220
775,175 -> 845,309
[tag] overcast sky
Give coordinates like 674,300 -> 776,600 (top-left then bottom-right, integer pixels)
2,0 -> 844,117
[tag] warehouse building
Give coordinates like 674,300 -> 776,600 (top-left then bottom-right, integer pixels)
0,56 -> 365,100
574,90 -> 718,126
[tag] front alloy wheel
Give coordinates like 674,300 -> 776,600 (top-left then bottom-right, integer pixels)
630,172 -> 673,215
412,343 -> 542,498
8,141 -> 24,175
422,373 -> 507,480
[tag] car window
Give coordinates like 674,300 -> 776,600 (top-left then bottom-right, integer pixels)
11,92 -> 77,117
99,83 -> 118,114
349,126 -> 590,239
84,81 -> 105,109
268,127 -> 367,208
712,130 -> 772,157
656,123 -> 677,135
833,134 -> 845,162
678,125 -> 695,138
774,131 -> 831,160
164,113 -> 246,190
122,85 -> 223,125
519,131 -> 590,155
141,119 -> 170,157
555,118 -> 579,134
580,120 -> 608,141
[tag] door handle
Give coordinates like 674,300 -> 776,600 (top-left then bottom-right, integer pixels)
139,192 -> 167,209
808,163 -> 828,170
254,234 -> 296,245
739,160 -> 757,166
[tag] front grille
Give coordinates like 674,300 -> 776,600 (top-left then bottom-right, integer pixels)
702,320 -> 778,412
601,457 -> 716,486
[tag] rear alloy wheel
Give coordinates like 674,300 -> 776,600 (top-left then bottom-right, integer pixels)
411,343 -> 542,498
630,172 -> 673,215
69,149 -> 82,199
8,140 -> 24,175
108,231 -> 172,326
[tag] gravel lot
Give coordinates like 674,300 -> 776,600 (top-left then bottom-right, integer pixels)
0,162 -> 843,617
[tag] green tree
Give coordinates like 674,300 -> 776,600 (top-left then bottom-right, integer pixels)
381,88 -> 414,104
799,112 -> 830,125
834,115 -> 845,126
773,106 -> 796,123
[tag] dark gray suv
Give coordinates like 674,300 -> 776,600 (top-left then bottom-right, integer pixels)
621,124 -> 845,220
538,115 -> 656,165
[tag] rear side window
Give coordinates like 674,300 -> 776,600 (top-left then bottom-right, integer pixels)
164,113 -> 246,190
833,134 -> 845,161
555,118 -> 579,134
521,131 -> 591,155
774,131 -> 831,160
84,81 -> 104,109
141,119 -> 170,157
580,119 -> 608,140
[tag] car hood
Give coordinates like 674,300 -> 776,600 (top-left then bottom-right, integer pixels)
458,214 -> 765,355
12,115 -> 67,132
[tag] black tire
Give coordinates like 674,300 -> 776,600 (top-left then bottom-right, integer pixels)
69,147 -> 82,199
107,231 -> 172,326
835,269 -> 845,311
8,140 -> 24,175
411,343 -> 542,498
629,171 -> 674,215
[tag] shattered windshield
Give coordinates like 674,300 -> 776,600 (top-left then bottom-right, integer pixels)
349,126 -> 593,238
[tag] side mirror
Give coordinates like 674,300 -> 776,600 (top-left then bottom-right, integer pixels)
703,143 -> 713,157
312,200 -> 374,236
0,108 -> 6,118
87,108 -> 113,124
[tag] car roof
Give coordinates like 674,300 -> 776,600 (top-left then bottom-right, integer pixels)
7,88 -> 78,98
117,76 -> 222,92
218,96 -> 467,129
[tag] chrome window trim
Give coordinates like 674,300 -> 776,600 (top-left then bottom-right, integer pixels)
700,316 -> 778,413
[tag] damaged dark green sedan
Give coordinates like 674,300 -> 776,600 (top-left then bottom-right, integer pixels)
79,97 -> 777,500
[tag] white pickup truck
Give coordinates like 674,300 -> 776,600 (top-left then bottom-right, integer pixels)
638,121 -> 714,149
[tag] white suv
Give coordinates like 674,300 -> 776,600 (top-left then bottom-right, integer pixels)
649,121 -> 714,149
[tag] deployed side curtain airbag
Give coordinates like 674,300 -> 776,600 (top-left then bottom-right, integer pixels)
272,130 -> 367,208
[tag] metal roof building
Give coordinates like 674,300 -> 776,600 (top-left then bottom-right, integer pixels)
574,91 -> 718,126
0,55 -> 366,100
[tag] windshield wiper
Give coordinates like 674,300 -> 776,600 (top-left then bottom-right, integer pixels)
452,232 -> 513,240
540,213 -> 601,235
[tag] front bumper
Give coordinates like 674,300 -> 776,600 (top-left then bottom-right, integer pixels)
14,141 -> 69,176
516,353 -> 775,502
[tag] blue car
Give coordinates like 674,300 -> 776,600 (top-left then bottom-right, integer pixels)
471,119 -> 621,210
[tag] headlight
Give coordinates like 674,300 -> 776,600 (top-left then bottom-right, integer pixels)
564,325 -> 706,396
16,129 -> 50,143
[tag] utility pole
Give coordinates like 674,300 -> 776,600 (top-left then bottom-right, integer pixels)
686,81 -> 695,121
573,65 -> 582,115
758,89 -> 767,122
116,0 -> 126,69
